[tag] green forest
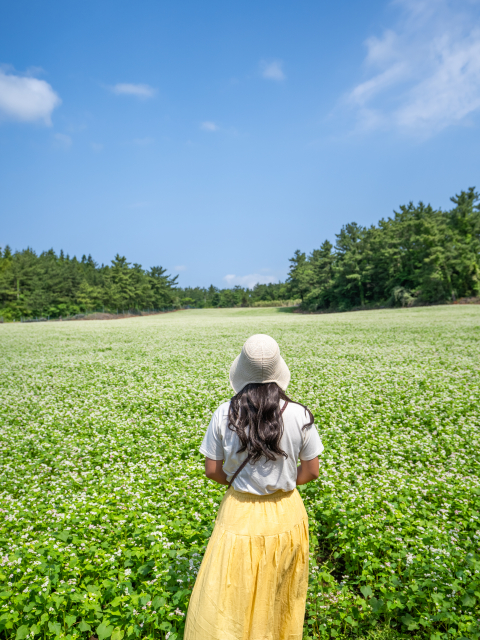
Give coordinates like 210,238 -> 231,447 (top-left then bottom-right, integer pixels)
1,188 -> 479,321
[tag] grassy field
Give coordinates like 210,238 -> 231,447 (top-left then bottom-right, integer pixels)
1,306 -> 479,640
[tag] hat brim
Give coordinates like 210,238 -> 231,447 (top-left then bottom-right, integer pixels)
229,352 -> 291,394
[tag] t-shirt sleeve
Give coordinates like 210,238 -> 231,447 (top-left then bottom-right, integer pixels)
199,410 -> 224,460
299,424 -> 324,461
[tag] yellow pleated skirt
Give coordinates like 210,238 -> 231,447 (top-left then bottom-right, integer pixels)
184,487 -> 309,640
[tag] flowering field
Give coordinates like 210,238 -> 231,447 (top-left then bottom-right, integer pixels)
1,306 -> 479,640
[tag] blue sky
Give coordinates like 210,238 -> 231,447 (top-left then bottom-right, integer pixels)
1,0 -> 480,289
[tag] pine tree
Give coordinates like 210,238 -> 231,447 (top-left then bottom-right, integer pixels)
287,250 -> 311,302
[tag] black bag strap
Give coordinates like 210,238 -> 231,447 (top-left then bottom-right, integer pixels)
227,401 -> 289,490
226,456 -> 250,490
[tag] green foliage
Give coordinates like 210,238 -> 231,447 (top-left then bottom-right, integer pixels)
0,306 -> 479,639
176,282 -> 292,309
0,251 -> 296,318
0,251 -> 178,320
2,188 -> 479,319
288,188 -> 480,311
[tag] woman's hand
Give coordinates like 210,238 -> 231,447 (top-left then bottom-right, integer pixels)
205,457 -> 229,485
296,457 -> 319,485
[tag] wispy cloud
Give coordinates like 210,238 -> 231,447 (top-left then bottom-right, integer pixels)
260,60 -> 286,81
200,121 -> 218,131
53,133 -> 72,149
224,273 -> 276,289
0,68 -> 61,125
133,136 -> 154,146
174,265 -> 187,272
110,83 -> 156,98
347,0 -> 480,135
91,142 -> 104,152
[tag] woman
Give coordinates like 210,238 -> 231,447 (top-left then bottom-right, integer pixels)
184,334 -> 323,640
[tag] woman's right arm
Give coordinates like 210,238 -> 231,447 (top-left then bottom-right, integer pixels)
296,457 -> 319,485
205,457 -> 228,485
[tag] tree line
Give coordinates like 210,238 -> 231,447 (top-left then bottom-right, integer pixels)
177,283 -> 294,309
287,188 -> 480,311
0,251 -> 179,320
1,188 -> 478,320
0,249 -> 293,320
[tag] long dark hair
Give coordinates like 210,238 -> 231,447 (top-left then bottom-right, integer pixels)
228,382 -> 314,463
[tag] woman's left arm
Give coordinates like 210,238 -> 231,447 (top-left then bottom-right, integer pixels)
296,457 -> 319,485
205,457 -> 228,485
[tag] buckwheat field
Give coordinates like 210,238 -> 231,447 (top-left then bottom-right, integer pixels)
1,306 -> 480,640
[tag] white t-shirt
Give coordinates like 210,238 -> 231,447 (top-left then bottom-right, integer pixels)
199,400 -> 324,495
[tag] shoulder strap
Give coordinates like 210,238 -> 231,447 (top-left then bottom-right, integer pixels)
226,456 -> 250,490
227,401 -> 289,490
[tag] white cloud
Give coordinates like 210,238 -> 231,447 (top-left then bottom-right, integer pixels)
174,265 -> 187,272
53,133 -> 72,148
91,142 -> 104,152
133,136 -> 154,145
110,83 -> 156,98
347,0 -> 480,135
260,60 -> 285,81
224,274 -> 276,289
0,69 -> 61,125
200,121 -> 218,131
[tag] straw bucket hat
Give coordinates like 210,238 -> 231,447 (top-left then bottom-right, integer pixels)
229,334 -> 291,394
